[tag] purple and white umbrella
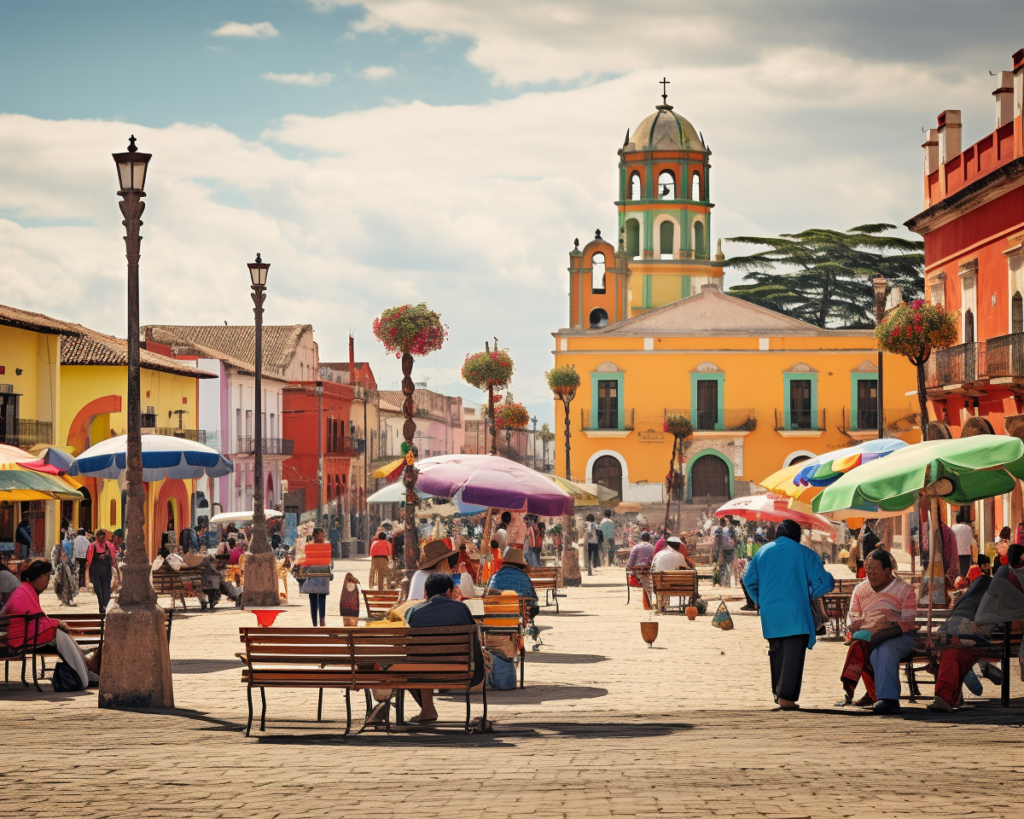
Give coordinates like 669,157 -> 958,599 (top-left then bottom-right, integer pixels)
414,454 -> 573,516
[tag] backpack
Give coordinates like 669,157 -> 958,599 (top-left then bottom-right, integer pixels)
721,528 -> 735,553
51,661 -> 86,692
595,529 -> 604,545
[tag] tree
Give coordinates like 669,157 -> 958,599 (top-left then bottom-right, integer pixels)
725,224 -> 923,328
663,414 -> 694,531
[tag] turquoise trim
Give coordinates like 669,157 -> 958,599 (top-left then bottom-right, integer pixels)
681,275 -> 690,299
589,371 -> 625,431
686,450 -> 734,502
689,371 -> 725,430
850,373 -> 878,431
782,372 -> 819,430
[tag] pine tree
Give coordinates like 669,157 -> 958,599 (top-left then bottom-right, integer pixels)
724,224 -> 923,328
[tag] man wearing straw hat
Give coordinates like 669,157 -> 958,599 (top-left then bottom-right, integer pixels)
486,547 -> 538,617
408,539 -> 477,601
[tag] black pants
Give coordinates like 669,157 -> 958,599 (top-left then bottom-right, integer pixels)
768,634 -> 809,702
91,571 -> 112,615
308,593 -> 327,625
959,554 -> 971,578
76,558 -> 87,588
587,543 -> 600,568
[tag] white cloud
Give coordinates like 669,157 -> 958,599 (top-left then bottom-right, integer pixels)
359,65 -> 396,80
261,71 -> 335,87
211,21 -> 280,39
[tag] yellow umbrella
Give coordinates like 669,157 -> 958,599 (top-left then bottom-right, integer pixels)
0,469 -> 83,501
371,458 -> 406,480
759,464 -> 821,503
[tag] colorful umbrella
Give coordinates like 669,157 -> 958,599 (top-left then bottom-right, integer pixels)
813,436 -> 1024,515
69,434 -> 234,481
0,443 -> 66,476
209,509 -> 283,525
715,494 -> 836,537
414,453 -> 574,516
549,475 -> 618,507
0,468 -> 83,501
794,438 -> 908,487
371,457 -> 406,482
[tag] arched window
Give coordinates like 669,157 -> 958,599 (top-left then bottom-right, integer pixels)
964,309 -> 975,343
659,220 -> 674,259
629,172 -> 641,200
589,308 -> 609,329
1013,292 -> 1023,334
591,252 -> 606,293
694,222 -> 705,258
658,170 -> 675,199
691,171 -> 701,200
625,219 -> 640,259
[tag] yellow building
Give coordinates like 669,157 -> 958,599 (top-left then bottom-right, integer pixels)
59,328 -> 216,556
552,285 -> 921,504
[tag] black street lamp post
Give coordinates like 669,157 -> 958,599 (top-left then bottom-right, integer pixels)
99,136 -> 174,709
242,254 -> 279,607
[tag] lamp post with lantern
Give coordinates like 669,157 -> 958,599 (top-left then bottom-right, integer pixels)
242,254 -> 280,607
98,136 -> 175,709
873,276 -> 888,440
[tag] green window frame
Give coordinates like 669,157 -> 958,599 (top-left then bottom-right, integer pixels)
689,371 -> 724,431
782,372 -> 818,430
589,371 -> 625,431
850,373 -> 879,431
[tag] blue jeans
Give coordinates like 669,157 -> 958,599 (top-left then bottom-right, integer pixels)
308,593 -> 327,625
869,631 -> 918,702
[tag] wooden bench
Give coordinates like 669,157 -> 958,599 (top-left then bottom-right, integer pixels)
151,568 -> 205,609
362,589 -> 401,621
237,624 -> 484,735
481,593 -> 529,689
650,570 -> 699,613
526,565 -> 561,612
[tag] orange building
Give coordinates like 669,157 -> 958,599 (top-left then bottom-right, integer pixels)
906,47 -> 1024,543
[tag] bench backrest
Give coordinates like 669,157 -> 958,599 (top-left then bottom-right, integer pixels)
239,625 -> 477,688
362,589 -> 401,618
651,570 -> 698,594
526,566 -> 559,585
0,613 -> 45,651
482,594 -> 525,628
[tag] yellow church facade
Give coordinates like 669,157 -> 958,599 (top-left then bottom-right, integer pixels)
552,92 -> 920,504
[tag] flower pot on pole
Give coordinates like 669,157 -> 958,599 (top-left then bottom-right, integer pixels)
462,343 -> 515,457
546,365 -> 581,481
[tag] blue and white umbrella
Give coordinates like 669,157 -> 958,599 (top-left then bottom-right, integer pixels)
69,434 -> 234,481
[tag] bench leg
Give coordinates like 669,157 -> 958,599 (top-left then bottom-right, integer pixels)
246,685 -> 254,737
519,643 -> 526,689
626,581 -> 630,605
259,686 -> 267,732
482,679 -> 488,726
344,689 -> 352,735
553,589 -> 559,614
465,690 -> 471,733
317,688 -> 324,722
1002,622 -> 1012,708
364,689 -> 373,718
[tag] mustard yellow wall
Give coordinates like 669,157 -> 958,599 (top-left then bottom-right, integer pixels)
0,326 -> 60,435
552,333 -> 920,494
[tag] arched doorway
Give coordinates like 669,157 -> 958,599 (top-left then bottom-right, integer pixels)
78,486 -> 93,531
592,455 -> 623,500
690,453 -> 731,501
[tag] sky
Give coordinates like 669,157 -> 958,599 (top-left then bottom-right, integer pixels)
2,1 -> 1023,426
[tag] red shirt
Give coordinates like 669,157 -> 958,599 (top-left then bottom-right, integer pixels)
369,539 -> 392,558
0,583 -> 59,648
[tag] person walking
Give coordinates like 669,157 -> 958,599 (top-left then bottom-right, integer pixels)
368,530 -> 392,590
72,528 -> 90,589
950,513 -> 975,579
294,527 -> 333,626
15,519 -> 33,560
86,529 -> 119,615
584,514 -> 600,575
744,519 -> 835,710
599,509 -> 617,566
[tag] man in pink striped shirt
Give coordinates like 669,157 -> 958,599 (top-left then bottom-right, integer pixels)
839,549 -> 918,714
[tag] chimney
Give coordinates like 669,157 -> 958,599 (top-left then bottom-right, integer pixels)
922,128 -> 939,207
1014,48 -> 1024,120
348,332 -> 356,384
995,71 -> 1014,128
937,110 -> 962,164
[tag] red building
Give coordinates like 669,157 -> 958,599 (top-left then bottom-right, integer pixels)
907,47 -> 1024,543
282,380 -> 356,518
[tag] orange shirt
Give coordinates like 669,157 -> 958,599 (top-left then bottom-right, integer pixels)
369,539 -> 392,558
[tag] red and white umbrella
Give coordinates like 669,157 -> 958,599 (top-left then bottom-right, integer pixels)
714,494 -> 836,538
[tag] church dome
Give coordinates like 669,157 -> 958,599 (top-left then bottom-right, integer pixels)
627,106 -> 705,153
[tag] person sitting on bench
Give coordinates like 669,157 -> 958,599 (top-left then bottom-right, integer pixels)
839,549 -> 918,714
486,547 -> 538,616
404,572 -> 484,724
651,537 -> 693,572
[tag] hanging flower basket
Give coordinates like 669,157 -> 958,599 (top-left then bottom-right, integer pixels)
875,300 -> 957,364
373,303 -> 447,357
546,364 -> 581,395
663,413 -> 694,439
462,349 -> 515,389
494,396 -> 530,430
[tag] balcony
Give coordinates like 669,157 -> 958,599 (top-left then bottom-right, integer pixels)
326,436 -> 365,457
664,408 -> 756,434
925,341 -> 985,392
985,333 -> 1024,379
580,408 -> 635,436
774,408 -> 826,436
155,427 -> 208,445
235,436 -> 294,456
836,408 -> 920,439
0,419 -> 53,449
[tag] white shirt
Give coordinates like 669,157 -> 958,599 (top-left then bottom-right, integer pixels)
493,528 -> 508,553
72,535 -> 90,560
652,547 -> 688,572
408,569 -> 476,600
950,523 -> 974,557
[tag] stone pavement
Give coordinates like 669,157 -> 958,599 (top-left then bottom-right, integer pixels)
3,560 -> 1022,819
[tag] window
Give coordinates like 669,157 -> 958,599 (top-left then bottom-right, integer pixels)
694,222 -> 705,258
269,412 -> 275,438
658,170 -> 675,199
245,409 -> 252,438
592,252 -> 606,293
625,219 -> 640,258
597,380 -> 619,429
696,380 -> 719,430
629,172 -> 641,200
691,171 -> 701,200
659,220 -> 674,259
1013,292 -> 1023,334
964,309 -> 975,343
235,408 -> 241,439
589,308 -> 609,328
856,379 -> 878,430
789,379 -> 813,429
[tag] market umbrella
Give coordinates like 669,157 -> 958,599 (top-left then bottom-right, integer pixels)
760,439 -> 909,502
367,482 -> 433,504
371,458 -> 406,481
0,468 -> 83,501
68,434 -> 234,481
549,475 -> 618,507
0,443 -> 66,476
414,453 -> 574,516
209,509 -> 283,525
715,494 -> 836,537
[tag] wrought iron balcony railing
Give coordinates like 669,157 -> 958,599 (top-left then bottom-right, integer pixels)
580,407 -> 635,431
235,436 -> 295,455
985,333 -> 1024,379
0,419 -> 53,448
774,408 -> 826,432
155,427 -> 208,445
925,341 -> 985,389
663,408 -> 756,433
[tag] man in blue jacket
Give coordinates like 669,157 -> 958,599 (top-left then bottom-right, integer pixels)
744,519 -> 835,710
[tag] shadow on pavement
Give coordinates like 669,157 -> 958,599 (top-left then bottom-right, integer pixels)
483,684 -> 608,704
172,659 -> 244,675
523,653 -> 608,665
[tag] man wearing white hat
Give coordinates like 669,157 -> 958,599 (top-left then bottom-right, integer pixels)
652,537 -> 694,573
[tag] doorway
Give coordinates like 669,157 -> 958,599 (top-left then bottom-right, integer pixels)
690,454 -> 730,501
592,455 -> 623,500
